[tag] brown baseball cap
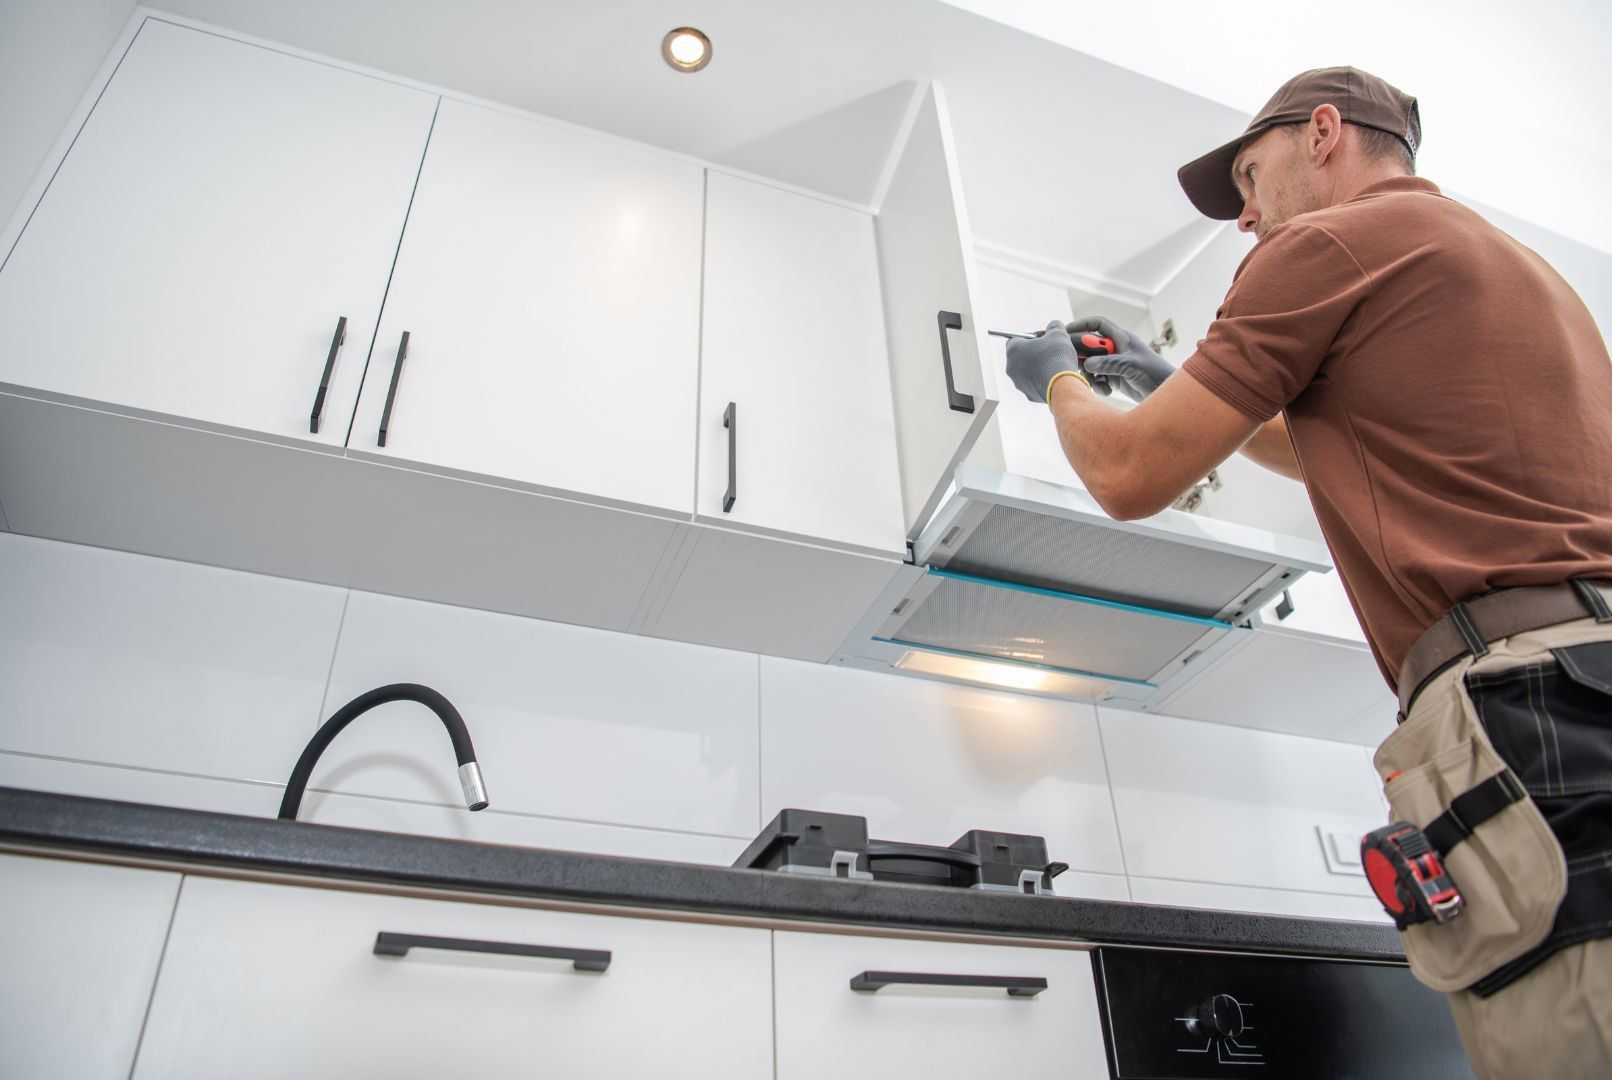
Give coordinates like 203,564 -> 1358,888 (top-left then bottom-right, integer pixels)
1178,66 -> 1420,220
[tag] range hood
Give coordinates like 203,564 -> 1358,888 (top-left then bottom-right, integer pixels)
834,465 -> 1333,707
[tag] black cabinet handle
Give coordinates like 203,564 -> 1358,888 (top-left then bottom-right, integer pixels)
374,932 -> 610,972
850,970 -> 1046,997
309,316 -> 348,434
377,330 -> 409,447
722,401 -> 736,513
936,310 -> 975,414
1275,589 -> 1295,620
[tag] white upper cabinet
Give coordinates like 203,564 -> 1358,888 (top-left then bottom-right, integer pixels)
876,83 -> 999,540
0,19 -> 436,448
347,97 -> 705,515
698,171 -> 904,555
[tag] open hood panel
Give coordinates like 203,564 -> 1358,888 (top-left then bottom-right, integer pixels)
836,466 -> 1333,707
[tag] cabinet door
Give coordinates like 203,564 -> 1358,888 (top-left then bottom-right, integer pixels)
134,877 -> 773,1079
877,82 -> 998,539
699,171 -> 905,555
347,97 -> 704,515
773,930 -> 1110,1078
0,18 -> 436,448
0,854 -> 180,1080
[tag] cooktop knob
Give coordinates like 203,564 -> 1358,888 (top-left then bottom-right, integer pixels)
1188,994 -> 1245,1039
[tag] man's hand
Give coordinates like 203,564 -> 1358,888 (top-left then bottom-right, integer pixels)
1005,320 -> 1089,403
1067,315 -> 1175,402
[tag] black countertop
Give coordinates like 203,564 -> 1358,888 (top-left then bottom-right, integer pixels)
0,786 -> 1403,962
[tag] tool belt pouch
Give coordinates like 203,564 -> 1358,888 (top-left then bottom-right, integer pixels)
1374,659 -> 1568,993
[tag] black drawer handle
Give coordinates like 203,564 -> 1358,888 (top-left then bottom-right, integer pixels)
374,932 -> 610,972
850,970 -> 1046,997
309,316 -> 348,434
937,310 -> 975,414
722,401 -> 736,513
377,330 -> 409,447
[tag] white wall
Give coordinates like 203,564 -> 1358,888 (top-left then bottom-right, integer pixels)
943,0 -> 1612,256
0,532 -> 1389,923
0,0 -> 136,234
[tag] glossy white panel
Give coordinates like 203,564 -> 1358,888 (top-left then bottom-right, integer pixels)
698,171 -> 904,555
0,751 -> 281,818
877,82 -> 999,535
1128,876 -> 1389,923
299,790 -> 748,866
0,18 -> 435,445
974,264 -> 1084,489
0,854 -> 180,1080
348,95 -> 703,514
1153,624 -> 1390,740
1048,869 -> 1132,902
1331,696 -> 1401,749
308,590 -> 760,838
761,656 -> 1125,876
0,752 -> 749,866
1099,707 -> 1385,895
1260,569 -> 1367,643
645,527 -> 900,662
774,930 -> 1108,1079
135,877 -> 774,1080
0,534 -> 346,783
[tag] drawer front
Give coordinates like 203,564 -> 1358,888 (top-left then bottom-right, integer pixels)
134,877 -> 772,1079
0,854 -> 180,1080
773,930 -> 1110,1078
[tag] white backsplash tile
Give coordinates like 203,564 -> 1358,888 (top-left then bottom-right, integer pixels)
1128,876 -> 1388,923
308,590 -> 762,838
761,657 -> 1126,876
0,534 -> 345,784
1099,706 -> 1385,896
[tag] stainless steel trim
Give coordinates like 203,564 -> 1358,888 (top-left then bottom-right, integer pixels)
458,761 -> 489,811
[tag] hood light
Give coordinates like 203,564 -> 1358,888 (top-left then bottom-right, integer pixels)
662,28 -> 712,72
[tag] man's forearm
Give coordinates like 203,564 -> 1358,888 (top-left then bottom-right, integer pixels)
1240,415 -> 1303,480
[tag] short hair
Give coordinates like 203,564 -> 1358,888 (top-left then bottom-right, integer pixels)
1348,122 -> 1416,174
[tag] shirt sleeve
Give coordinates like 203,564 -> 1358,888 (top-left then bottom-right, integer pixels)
1182,222 -> 1371,422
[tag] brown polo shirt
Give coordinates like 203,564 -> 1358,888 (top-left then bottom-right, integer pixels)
1183,176 -> 1612,687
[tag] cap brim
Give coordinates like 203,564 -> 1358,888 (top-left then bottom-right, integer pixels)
1178,128 -> 1260,221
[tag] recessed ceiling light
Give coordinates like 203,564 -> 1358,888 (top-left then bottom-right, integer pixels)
661,27 -> 711,73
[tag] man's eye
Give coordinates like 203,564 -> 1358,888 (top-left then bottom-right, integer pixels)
1246,165 -> 1256,182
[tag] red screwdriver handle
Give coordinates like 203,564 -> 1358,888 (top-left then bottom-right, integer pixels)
1074,333 -> 1116,358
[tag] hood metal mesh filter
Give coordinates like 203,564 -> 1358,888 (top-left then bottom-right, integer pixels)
936,503 -> 1275,619
893,575 -> 1218,682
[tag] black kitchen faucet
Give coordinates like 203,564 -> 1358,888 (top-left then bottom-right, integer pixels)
277,683 -> 488,821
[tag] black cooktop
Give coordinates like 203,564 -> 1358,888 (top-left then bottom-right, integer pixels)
734,808 -> 1069,894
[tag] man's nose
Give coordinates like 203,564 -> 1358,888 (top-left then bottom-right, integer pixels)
1237,199 -> 1260,234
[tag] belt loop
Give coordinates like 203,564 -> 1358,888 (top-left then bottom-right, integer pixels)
1570,578 -> 1612,624
1449,601 -> 1489,658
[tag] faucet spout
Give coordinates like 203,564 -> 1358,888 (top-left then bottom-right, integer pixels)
278,683 -> 489,821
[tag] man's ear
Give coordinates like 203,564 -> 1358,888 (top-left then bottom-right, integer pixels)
1308,103 -> 1343,166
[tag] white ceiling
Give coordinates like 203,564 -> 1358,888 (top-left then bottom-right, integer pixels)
942,0 -> 1612,257
152,0 -> 1250,293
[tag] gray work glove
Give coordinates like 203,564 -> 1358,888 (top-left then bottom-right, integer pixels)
1066,315 -> 1175,403
1004,320 -> 1089,404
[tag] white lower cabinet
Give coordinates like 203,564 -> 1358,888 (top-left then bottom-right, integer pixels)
0,854 -> 180,1080
133,877 -> 773,1079
772,930 -> 1110,1078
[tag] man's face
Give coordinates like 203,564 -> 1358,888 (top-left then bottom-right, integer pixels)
1231,125 -> 1319,239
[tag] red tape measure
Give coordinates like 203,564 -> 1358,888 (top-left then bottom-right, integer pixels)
1361,823 -> 1464,930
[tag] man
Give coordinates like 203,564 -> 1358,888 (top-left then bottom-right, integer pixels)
1005,67 -> 1612,1078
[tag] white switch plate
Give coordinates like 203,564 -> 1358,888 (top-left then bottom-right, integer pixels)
1317,825 -> 1366,876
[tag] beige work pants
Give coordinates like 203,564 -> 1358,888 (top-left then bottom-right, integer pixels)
1377,617 -> 1612,1079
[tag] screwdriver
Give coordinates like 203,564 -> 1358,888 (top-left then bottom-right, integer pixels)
988,328 -> 1118,395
